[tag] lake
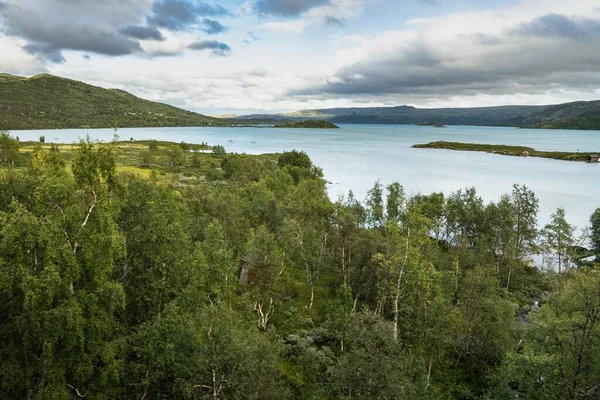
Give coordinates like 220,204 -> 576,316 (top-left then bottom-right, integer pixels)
13,124 -> 600,230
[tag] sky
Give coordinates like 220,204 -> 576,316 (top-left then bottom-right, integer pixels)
1,0 -> 600,115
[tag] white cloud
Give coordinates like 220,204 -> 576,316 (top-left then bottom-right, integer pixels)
2,0 -> 600,113
261,20 -> 308,33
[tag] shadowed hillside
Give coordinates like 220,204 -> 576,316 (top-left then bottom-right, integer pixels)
237,101 -> 600,130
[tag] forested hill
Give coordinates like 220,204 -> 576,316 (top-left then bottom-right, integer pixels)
238,101 -> 600,130
0,73 -> 222,130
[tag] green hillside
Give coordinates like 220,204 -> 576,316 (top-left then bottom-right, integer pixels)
274,120 -> 339,129
238,101 -> 600,130
0,73 -> 223,130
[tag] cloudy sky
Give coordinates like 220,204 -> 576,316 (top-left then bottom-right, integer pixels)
1,0 -> 600,115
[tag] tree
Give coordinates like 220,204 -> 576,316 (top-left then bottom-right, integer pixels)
491,270 -> 600,399
332,191 -> 366,290
191,148 -> 201,168
277,150 -> 321,185
372,204 -> 433,342
411,192 -> 445,241
591,208 -> 600,255
445,187 -> 485,250
168,146 -> 185,167
212,144 -> 226,155
541,208 -> 575,273
278,150 -> 312,170
0,141 -> 126,399
0,131 -> 20,167
386,181 -> 405,223
510,184 -> 539,260
365,180 -> 384,228
243,226 -> 286,331
71,137 -> 117,190
330,312 -> 425,399
138,150 -> 151,168
116,176 -> 193,325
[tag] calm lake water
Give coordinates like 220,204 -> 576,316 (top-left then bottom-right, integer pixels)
13,124 -> 600,229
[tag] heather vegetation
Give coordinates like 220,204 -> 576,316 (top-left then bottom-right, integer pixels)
0,132 -> 599,399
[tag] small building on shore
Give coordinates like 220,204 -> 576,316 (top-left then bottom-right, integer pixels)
587,154 -> 599,163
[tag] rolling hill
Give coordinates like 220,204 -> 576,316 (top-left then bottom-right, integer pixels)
0,73 -> 222,130
2,72 -> 599,131
237,101 -> 600,130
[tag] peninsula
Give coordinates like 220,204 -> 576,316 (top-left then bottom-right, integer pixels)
412,141 -> 600,162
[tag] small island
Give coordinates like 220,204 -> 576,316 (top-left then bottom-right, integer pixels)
274,120 -> 339,129
412,141 -> 600,162
418,122 -> 446,128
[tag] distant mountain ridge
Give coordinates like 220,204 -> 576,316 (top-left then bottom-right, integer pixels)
0,73 -> 222,130
2,72 -> 599,130
237,101 -> 600,130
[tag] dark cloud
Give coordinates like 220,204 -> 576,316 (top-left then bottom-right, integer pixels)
120,25 -> 165,41
23,43 -> 66,63
0,0 -> 147,62
188,40 -> 231,56
254,0 -> 330,17
324,16 -> 345,27
201,18 -> 227,35
511,14 -> 600,39
293,27 -> 600,98
147,0 -> 230,31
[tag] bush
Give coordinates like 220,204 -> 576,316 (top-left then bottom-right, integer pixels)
212,145 -> 226,155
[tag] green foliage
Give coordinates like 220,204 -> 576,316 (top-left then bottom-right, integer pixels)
0,138 -> 596,399
168,146 -> 185,167
71,137 -> 117,190
490,270 -> 600,399
365,180 -> 384,227
0,131 -> 20,166
139,150 -> 153,168
277,150 -> 322,184
212,144 -> 226,155
591,208 -> 600,255
532,116 -> 600,130
541,207 -> 575,273
274,120 -> 340,129
278,149 -> 312,169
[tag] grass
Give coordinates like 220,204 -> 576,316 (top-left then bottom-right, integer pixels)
11,138 -> 280,185
412,141 -> 600,162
